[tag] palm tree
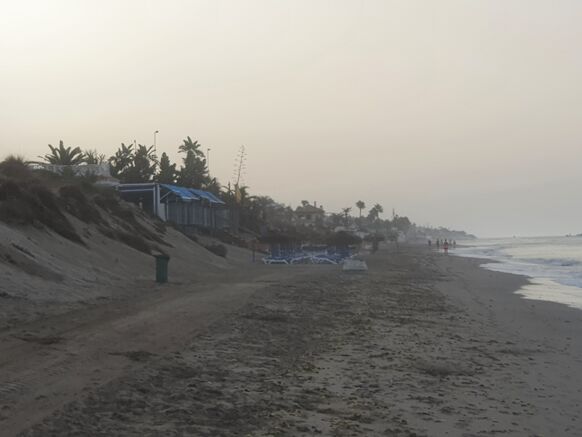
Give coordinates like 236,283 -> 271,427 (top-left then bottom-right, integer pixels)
355,200 -> 366,218
367,203 -> 384,221
341,207 -> 352,225
373,203 -> 384,216
42,140 -> 84,165
177,136 -> 209,188
178,136 -> 205,158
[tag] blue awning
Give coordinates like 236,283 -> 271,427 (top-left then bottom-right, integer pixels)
188,188 -> 225,205
160,184 -> 200,201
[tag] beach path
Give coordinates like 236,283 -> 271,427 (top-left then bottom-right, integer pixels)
0,267 -> 308,436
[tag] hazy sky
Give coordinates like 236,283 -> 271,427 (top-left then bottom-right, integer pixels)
2,0 -> 582,237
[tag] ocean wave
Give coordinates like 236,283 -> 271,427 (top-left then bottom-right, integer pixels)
459,238 -> 582,310
556,277 -> 582,289
520,257 -> 582,267
457,247 -> 503,258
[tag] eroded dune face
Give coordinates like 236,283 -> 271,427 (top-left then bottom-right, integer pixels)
0,177 -> 253,329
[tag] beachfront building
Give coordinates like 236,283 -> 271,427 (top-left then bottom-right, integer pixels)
295,203 -> 326,227
116,183 -> 228,232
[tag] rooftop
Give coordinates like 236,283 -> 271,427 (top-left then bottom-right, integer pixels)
295,204 -> 325,214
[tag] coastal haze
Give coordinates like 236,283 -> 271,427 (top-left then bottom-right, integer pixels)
2,3 -> 582,435
3,0 -> 582,238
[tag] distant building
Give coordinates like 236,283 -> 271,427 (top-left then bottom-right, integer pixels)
117,183 -> 229,232
295,203 -> 325,227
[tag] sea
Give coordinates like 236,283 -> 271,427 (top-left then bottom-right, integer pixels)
454,236 -> 582,311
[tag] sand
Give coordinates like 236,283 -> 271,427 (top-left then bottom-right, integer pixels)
0,210 -> 252,330
1,246 -> 581,436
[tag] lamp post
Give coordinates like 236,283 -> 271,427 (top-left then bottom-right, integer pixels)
207,147 -> 211,173
153,130 -> 159,153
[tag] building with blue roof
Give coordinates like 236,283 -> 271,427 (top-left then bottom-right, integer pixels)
116,183 -> 230,232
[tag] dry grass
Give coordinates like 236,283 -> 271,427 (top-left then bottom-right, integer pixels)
0,155 -> 32,180
204,243 -> 228,258
0,157 -> 165,252
98,225 -> 152,254
59,185 -> 103,224
0,178 -> 84,244
94,190 -> 170,247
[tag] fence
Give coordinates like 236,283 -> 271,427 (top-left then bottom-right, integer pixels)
29,162 -> 112,178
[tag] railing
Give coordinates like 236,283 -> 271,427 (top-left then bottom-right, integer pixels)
28,162 -> 112,178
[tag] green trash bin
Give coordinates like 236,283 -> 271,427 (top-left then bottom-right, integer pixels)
154,254 -> 170,283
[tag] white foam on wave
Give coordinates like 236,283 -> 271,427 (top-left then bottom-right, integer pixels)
454,237 -> 582,311
516,278 -> 582,310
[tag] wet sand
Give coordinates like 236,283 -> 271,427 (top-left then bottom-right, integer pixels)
4,246 -> 582,436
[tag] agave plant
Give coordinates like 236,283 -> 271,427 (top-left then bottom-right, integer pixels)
83,149 -> 107,165
42,140 -> 85,165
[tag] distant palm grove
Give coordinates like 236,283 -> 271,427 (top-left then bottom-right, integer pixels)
43,137 -> 219,194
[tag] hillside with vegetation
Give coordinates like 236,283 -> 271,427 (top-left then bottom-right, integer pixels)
0,156 -> 253,329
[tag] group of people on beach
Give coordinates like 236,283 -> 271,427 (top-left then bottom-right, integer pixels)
428,238 -> 456,254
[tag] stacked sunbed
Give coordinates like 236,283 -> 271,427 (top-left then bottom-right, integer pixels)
262,250 -> 352,265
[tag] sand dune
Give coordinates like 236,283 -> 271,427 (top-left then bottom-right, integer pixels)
0,200 -> 253,330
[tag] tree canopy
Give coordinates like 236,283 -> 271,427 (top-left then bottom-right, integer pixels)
109,143 -> 157,183
177,137 -> 209,189
156,152 -> 177,184
367,203 -> 383,221
34,136 -> 425,246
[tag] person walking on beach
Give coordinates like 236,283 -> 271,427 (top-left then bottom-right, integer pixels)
436,239 -> 440,250
428,239 -> 432,248
443,239 -> 449,254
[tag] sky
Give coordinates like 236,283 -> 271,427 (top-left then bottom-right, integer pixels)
2,0 -> 582,238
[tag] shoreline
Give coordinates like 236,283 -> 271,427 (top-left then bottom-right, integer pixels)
451,249 -> 582,312
452,237 -> 582,312
432,249 -> 582,435
4,245 -> 582,435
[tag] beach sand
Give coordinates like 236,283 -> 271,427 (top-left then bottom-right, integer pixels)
2,246 -> 581,436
